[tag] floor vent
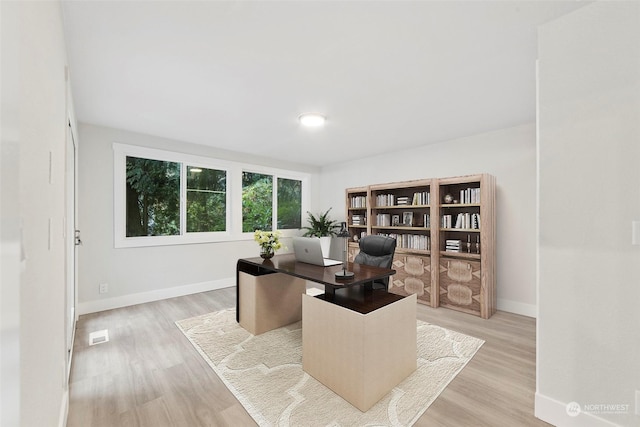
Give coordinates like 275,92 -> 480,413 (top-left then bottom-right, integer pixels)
89,329 -> 109,346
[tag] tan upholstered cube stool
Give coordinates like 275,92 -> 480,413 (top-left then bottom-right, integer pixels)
302,291 -> 417,411
238,271 -> 306,335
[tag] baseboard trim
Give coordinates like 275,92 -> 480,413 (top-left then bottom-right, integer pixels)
497,298 -> 537,318
58,389 -> 68,427
535,392 -> 621,427
77,278 -> 235,315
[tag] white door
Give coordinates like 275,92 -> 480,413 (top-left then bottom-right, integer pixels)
65,120 -> 78,379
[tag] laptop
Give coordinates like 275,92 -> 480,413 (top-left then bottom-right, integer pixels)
293,237 -> 343,267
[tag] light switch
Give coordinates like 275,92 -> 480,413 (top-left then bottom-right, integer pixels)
633,221 -> 640,246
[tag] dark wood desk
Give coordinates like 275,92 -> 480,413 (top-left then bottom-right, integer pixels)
235,254 -> 397,322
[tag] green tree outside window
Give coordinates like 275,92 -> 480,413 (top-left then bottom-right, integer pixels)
277,178 -> 302,229
126,157 -> 180,237
242,172 -> 273,232
186,166 -> 227,232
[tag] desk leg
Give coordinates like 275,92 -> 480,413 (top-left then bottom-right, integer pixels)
236,260 -> 275,323
324,285 -> 337,300
302,293 -> 417,412
238,271 -> 306,335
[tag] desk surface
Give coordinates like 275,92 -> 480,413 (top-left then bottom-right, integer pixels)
238,254 -> 395,287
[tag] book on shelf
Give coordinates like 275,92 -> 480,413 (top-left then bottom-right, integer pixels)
441,214 -> 453,228
350,195 -> 367,208
376,213 -> 391,226
452,213 -> 480,230
376,193 -> 396,207
445,239 -> 462,252
379,233 -> 430,251
351,214 -> 366,226
459,187 -> 480,204
396,196 -> 410,205
422,213 -> 430,228
411,191 -> 430,205
472,213 -> 480,229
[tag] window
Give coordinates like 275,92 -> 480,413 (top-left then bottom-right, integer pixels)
186,166 -> 227,233
242,172 -> 302,233
277,177 -> 302,229
124,156 -> 227,237
114,144 -> 309,248
126,157 -> 180,237
242,172 -> 273,232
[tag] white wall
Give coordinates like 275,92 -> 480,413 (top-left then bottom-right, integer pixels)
319,123 -> 537,317
537,2 -> 640,426
77,123 -> 320,314
1,2 -> 22,425
1,1 -> 72,426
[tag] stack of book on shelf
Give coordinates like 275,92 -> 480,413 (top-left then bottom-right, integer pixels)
441,214 -> 453,229
376,213 -> 391,226
376,194 -> 395,207
351,214 -> 365,226
396,196 -> 410,205
379,233 -> 430,251
412,191 -> 430,205
445,239 -> 462,252
460,187 -> 480,204
350,196 -> 367,208
453,213 -> 481,229
423,213 -> 430,228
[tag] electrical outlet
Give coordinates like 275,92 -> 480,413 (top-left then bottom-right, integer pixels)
99,283 -> 108,294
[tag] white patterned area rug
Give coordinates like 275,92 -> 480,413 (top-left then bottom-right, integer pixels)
176,308 -> 483,427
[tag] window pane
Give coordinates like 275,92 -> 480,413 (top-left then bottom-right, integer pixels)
242,172 -> 273,232
186,166 -> 227,232
277,178 -> 302,229
126,156 -> 180,237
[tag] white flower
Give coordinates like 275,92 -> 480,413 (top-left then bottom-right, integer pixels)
253,230 -> 284,252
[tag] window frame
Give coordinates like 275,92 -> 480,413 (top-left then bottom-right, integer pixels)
113,143 -> 310,248
241,168 -> 305,234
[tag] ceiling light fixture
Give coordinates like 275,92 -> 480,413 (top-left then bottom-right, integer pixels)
298,113 -> 326,127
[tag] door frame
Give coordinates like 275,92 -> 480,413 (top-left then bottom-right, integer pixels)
64,117 -> 78,381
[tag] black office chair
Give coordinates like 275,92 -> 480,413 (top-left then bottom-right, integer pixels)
353,235 -> 397,291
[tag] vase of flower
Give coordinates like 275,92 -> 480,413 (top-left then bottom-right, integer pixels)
260,246 -> 274,259
254,230 -> 283,260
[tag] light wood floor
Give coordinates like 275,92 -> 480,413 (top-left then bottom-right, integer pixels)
67,287 -> 550,427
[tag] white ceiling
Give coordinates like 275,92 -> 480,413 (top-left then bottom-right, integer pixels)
62,1 -> 586,167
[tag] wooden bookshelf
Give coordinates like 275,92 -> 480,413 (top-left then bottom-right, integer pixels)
437,174 -> 496,319
346,179 -> 436,307
345,186 -> 369,244
345,174 -> 496,318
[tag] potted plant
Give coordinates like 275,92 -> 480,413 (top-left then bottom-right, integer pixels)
302,208 -> 340,257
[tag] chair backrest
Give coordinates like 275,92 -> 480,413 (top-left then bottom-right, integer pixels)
354,235 -> 396,289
